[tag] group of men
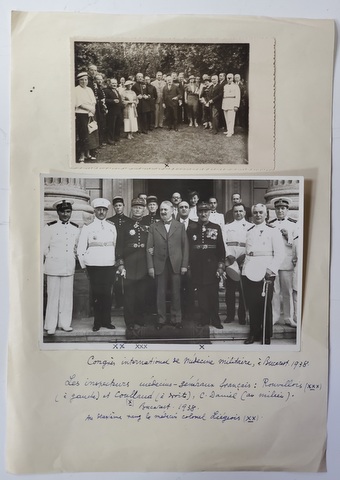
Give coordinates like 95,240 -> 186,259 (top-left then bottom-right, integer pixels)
43,191 -> 298,345
83,64 -> 248,148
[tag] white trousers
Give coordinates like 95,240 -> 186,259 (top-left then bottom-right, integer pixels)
272,270 -> 294,324
223,109 -> 236,135
44,275 -> 74,332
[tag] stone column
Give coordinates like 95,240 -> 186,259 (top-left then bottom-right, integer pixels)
44,177 -> 93,226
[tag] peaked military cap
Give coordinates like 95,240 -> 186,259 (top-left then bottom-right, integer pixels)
197,202 -> 211,211
53,199 -> 74,211
274,198 -> 290,208
112,195 -> 124,205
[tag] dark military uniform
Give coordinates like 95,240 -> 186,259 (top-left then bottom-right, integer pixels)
141,213 -> 161,228
187,221 -> 225,326
116,218 -> 149,328
106,212 -> 131,308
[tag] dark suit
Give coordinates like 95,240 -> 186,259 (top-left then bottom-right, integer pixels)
187,221 -> 225,326
209,83 -> 223,133
116,218 -> 149,327
147,220 -> 189,324
163,84 -> 181,130
105,87 -> 123,142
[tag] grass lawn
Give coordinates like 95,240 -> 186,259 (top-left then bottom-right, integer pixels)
85,124 -> 248,165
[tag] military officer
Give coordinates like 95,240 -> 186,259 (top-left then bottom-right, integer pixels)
208,197 -> 225,229
116,198 -> 150,330
107,195 -> 131,308
224,203 -> 252,325
187,202 -> 225,329
107,195 -> 131,230
77,198 -> 117,332
141,195 -> 161,227
269,198 -> 299,327
242,204 -> 285,345
43,199 -> 80,335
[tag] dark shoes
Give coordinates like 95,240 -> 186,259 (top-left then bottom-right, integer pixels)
239,319 -> 246,325
105,324 -> 116,330
213,323 -> 224,329
244,336 -> 255,344
92,326 -> 100,332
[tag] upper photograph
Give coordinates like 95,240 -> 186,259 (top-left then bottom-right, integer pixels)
72,40 -> 274,167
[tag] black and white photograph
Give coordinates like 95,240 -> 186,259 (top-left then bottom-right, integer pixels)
41,175 -> 303,350
73,41 -> 261,166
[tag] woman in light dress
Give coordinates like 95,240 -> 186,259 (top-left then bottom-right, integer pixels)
122,80 -> 138,139
74,71 -> 97,162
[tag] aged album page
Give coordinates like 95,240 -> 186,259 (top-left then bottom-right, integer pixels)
8,13 -> 334,474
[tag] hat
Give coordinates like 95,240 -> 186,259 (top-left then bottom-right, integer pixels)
202,74 -> 210,81
53,199 -> 74,211
188,75 -> 195,80
131,198 -> 146,207
274,198 -> 290,208
146,195 -> 158,204
197,202 -> 211,212
124,80 -> 133,86
112,195 -> 124,205
225,262 -> 241,281
77,72 -> 88,80
91,198 -> 110,209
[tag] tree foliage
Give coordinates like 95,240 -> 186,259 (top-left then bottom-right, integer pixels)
74,42 -> 249,80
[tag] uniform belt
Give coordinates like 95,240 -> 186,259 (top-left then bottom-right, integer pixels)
127,243 -> 145,248
226,241 -> 246,247
89,242 -> 114,247
247,251 -> 273,256
224,96 -> 236,98
193,244 -> 217,250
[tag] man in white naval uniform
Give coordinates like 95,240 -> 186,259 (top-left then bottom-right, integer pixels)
43,199 -> 80,335
242,204 -> 284,344
224,203 -> 252,325
222,73 -> 240,137
269,198 -> 299,327
77,198 -> 117,332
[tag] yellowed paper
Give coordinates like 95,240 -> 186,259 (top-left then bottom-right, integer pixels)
8,12 -> 334,474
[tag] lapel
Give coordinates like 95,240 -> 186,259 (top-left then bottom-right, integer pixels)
155,221 -> 167,240
168,220 -> 179,239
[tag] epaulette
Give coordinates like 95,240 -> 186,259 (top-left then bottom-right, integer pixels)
247,225 -> 255,231
70,221 -> 79,228
268,218 -> 277,224
288,217 -> 297,223
106,220 -> 115,225
266,223 -> 275,228
47,221 -> 57,226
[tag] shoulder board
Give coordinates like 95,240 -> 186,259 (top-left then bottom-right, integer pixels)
106,220 -> 115,226
70,221 -> 79,228
247,225 -> 255,231
288,217 -> 297,223
268,218 -> 277,224
47,221 -> 57,226
266,223 -> 275,228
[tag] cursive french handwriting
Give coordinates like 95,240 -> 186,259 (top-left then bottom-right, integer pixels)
54,354 -> 319,425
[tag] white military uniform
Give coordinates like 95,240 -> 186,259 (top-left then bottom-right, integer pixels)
224,219 -> 253,261
43,220 -> 80,333
243,223 -> 285,282
222,82 -> 240,136
209,211 -> 225,229
269,216 -> 299,325
77,217 -> 117,268
242,222 -> 285,341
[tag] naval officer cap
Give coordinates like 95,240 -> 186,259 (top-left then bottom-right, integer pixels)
197,202 -> 211,211
53,199 -> 74,211
91,198 -> 111,209
131,198 -> 146,207
112,195 -> 124,205
146,195 -> 158,204
274,198 -> 290,209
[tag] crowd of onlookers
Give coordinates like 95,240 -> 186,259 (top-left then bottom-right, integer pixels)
74,65 -> 249,162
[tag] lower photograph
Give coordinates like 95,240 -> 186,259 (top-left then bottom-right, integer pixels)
41,175 -> 303,350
